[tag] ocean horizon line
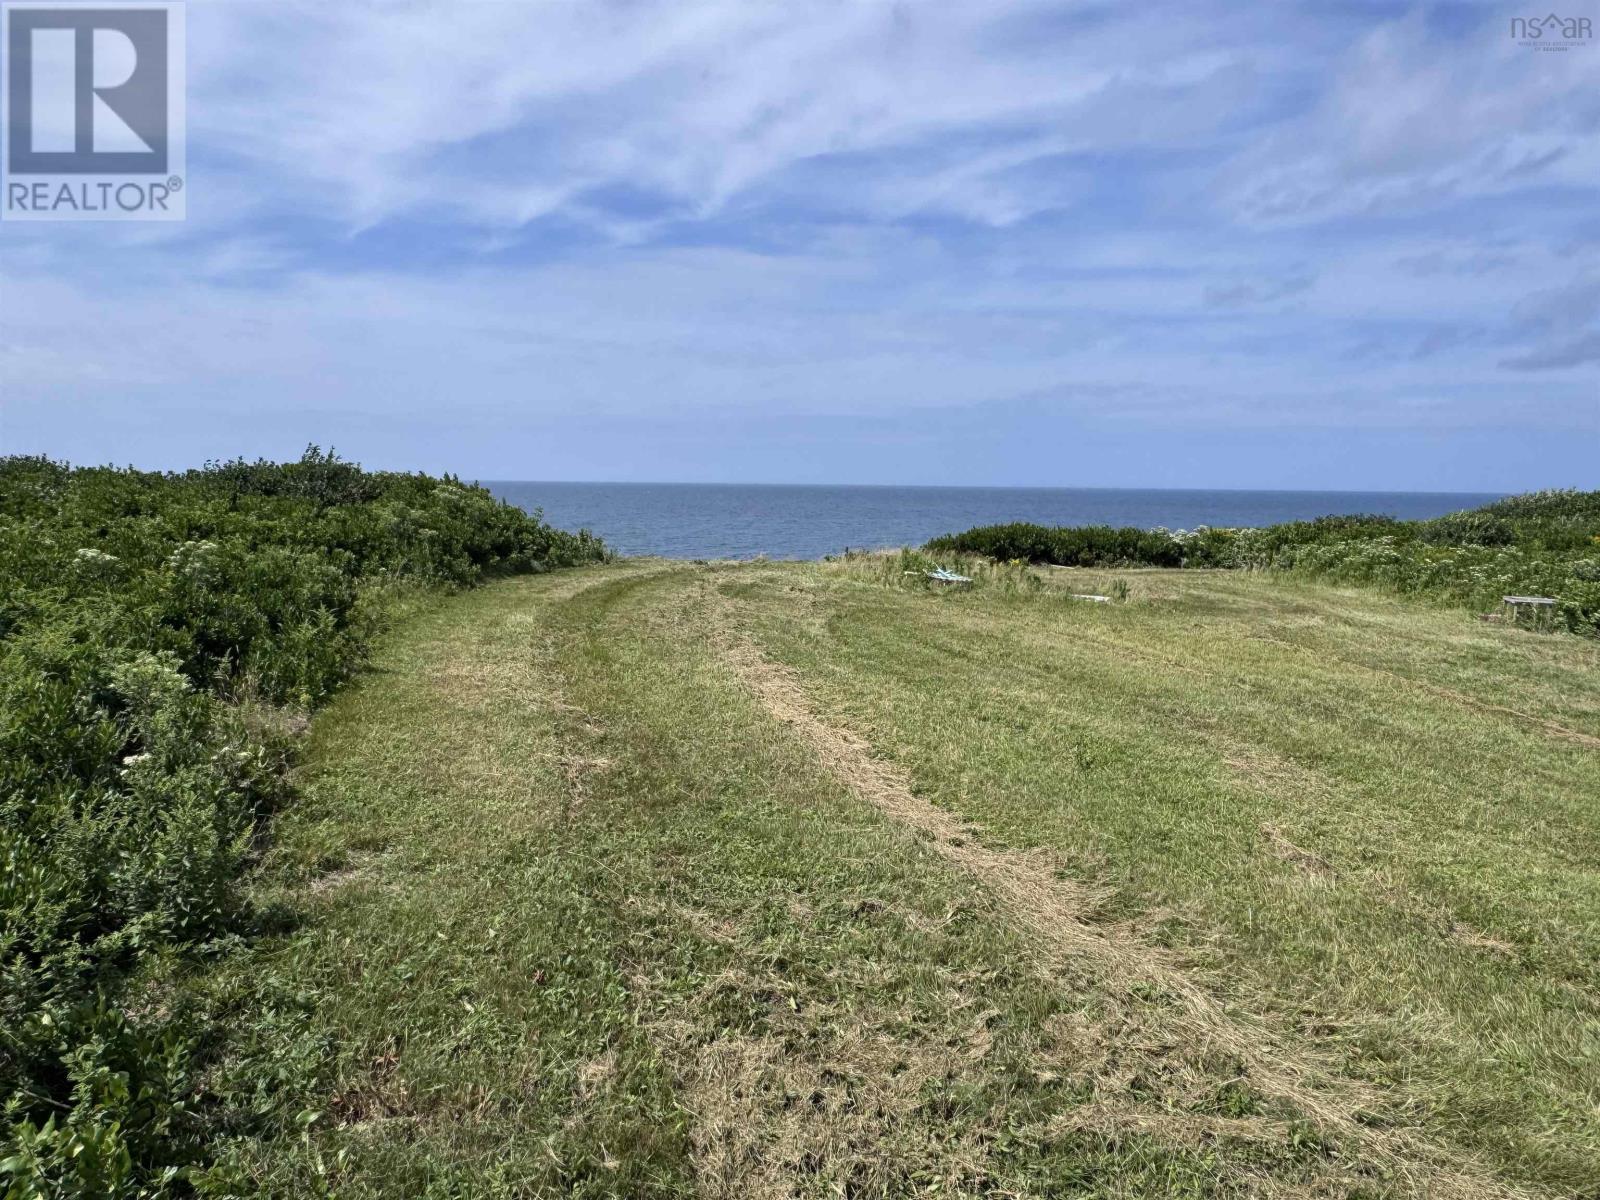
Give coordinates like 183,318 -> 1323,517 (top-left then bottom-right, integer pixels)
485,481 -> 1513,560
479,480 -> 1509,498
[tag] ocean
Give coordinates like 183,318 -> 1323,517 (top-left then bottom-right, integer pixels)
484,482 -> 1503,561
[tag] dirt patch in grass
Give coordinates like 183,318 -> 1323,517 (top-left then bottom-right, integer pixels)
306,849 -> 384,895
1218,738 -> 1338,802
331,1045 -> 412,1127
1259,823 -> 1336,880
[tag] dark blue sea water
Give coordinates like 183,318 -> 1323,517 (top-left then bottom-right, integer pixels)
485,482 -> 1503,560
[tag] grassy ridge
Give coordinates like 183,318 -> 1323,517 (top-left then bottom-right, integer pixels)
925,490 -> 1600,634
0,451 -> 605,1196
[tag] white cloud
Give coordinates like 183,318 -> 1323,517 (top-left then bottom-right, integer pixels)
186,0 -> 1276,231
1220,12 -> 1600,223
3,1 -> 1596,487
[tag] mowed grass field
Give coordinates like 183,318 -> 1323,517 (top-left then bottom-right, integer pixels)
220,559 -> 1600,1198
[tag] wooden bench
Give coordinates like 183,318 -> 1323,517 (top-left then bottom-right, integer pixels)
1502,595 -> 1556,624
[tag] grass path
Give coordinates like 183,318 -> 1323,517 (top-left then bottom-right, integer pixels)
215,560 -> 1599,1197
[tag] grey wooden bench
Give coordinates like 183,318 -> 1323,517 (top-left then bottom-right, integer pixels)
1502,595 -> 1557,624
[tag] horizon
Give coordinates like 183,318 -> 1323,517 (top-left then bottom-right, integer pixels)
476,479 -> 1508,498
2,2 -> 1597,491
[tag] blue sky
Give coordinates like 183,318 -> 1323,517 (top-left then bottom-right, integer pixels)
2,0 -> 1596,490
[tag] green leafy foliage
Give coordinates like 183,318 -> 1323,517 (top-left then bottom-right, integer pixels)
924,523 -> 1186,567
926,491 -> 1600,634
0,449 -> 606,1197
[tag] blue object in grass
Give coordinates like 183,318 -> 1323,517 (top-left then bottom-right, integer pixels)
926,567 -> 972,584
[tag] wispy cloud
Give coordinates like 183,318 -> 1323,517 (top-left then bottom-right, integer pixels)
1502,331 -> 1600,371
1,0 -> 1595,489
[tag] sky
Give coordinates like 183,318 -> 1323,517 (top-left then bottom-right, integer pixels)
1,0 -> 1597,491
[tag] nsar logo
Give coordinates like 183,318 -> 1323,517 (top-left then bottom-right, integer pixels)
1510,13 -> 1593,48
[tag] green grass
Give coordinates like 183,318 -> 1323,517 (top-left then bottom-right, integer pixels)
206,558 -> 1600,1197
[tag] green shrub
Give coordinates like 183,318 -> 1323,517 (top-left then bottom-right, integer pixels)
926,492 -> 1600,635
0,449 -> 607,1196
924,523 -> 1186,567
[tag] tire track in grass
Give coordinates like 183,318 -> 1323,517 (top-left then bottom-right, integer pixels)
268,561 -> 704,1196
1246,631 -> 1600,750
1009,603 -> 1600,753
706,583 -> 1540,1200
574,568 -> 1374,1197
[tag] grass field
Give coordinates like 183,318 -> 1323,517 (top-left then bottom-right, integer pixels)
215,558 -> 1600,1198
